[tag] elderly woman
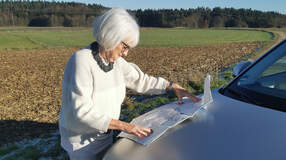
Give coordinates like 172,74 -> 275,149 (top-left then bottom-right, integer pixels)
59,8 -> 200,160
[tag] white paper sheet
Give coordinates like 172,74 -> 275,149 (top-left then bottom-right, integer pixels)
118,74 -> 213,146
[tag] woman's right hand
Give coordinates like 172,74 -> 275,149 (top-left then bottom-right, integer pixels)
126,123 -> 153,138
109,119 -> 152,138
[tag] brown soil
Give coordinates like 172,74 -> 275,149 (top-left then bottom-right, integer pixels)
0,42 -> 264,145
126,42 -> 265,84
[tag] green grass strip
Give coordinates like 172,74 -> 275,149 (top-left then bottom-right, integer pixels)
0,27 -> 273,50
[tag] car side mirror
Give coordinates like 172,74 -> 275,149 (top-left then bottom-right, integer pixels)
232,60 -> 253,77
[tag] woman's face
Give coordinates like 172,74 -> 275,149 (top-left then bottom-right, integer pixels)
106,41 -> 130,62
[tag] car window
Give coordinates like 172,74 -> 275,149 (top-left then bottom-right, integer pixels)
237,43 -> 286,99
261,56 -> 286,77
223,40 -> 286,111
259,55 -> 286,91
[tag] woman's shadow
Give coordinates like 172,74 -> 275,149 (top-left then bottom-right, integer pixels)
0,120 -> 58,146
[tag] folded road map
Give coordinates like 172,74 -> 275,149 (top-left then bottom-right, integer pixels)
118,75 -> 213,146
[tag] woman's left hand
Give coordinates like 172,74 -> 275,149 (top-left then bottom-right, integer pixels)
171,83 -> 201,105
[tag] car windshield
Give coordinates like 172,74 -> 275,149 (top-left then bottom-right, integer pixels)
222,40 -> 286,111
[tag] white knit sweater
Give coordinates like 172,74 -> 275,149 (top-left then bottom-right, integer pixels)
59,46 -> 168,151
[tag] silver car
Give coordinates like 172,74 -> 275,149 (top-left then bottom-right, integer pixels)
104,39 -> 286,160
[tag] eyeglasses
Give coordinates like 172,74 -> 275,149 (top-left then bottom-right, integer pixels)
121,41 -> 130,52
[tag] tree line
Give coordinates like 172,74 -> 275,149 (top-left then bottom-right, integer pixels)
135,7 -> 286,28
0,0 -> 106,26
1,0 -> 286,28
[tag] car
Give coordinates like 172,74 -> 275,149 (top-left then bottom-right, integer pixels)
103,39 -> 286,160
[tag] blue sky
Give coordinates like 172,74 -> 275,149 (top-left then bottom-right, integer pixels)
64,0 -> 286,14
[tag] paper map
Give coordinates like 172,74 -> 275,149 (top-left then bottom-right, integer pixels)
118,75 -> 213,146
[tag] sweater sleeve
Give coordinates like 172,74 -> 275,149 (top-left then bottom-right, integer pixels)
119,57 -> 168,95
64,52 -> 112,132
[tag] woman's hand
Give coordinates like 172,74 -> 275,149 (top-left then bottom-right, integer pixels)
170,82 -> 201,104
109,119 -> 152,138
126,123 -> 153,138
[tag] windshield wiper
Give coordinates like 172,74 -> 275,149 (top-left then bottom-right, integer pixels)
224,87 -> 262,106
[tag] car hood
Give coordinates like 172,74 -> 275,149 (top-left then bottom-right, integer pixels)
104,89 -> 286,160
